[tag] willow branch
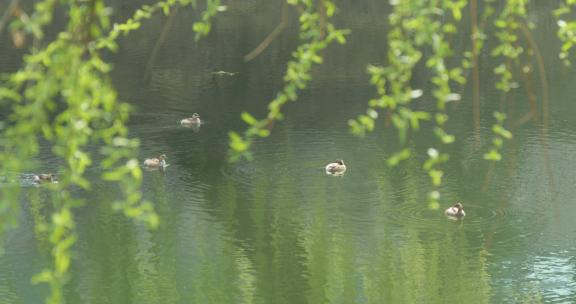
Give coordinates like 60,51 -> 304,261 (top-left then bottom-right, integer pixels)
470,0 -> 481,149
519,22 -> 549,132
0,0 -> 20,38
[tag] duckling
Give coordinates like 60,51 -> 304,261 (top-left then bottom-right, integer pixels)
34,173 -> 57,184
180,113 -> 201,126
325,159 -> 346,175
444,202 -> 465,218
143,154 -> 167,169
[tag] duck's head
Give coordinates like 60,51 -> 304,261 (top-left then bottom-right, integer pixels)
158,154 -> 167,161
192,113 -> 200,119
454,202 -> 463,210
335,159 -> 345,165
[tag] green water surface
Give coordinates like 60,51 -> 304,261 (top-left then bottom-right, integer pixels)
1,1 -> 575,303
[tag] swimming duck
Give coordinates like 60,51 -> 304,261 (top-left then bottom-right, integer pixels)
143,154 -> 167,169
444,202 -> 465,218
180,113 -> 201,126
325,159 -> 346,175
34,173 -> 57,184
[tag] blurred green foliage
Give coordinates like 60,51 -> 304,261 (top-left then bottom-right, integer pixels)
555,0 -> 576,66
484,112 -> 512,161
0,0 -> 221,303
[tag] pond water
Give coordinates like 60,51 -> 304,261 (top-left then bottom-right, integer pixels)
1,1 -> 576,303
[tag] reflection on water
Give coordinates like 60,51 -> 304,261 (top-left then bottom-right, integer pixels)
2,1 -> 576,303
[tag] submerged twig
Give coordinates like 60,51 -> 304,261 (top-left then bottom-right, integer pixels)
144,6 -> 180,82
243,2 -> 289,62
519,22 -> 555,197
515,59 -> 538,126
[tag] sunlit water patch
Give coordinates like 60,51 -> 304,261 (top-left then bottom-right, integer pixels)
527,252 -> 576,301
492,250 -> 576,303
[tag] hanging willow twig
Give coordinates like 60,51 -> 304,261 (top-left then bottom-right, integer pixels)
229,0 -> 349,162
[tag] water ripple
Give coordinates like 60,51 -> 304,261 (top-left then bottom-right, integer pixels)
385,202 -> 497,229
